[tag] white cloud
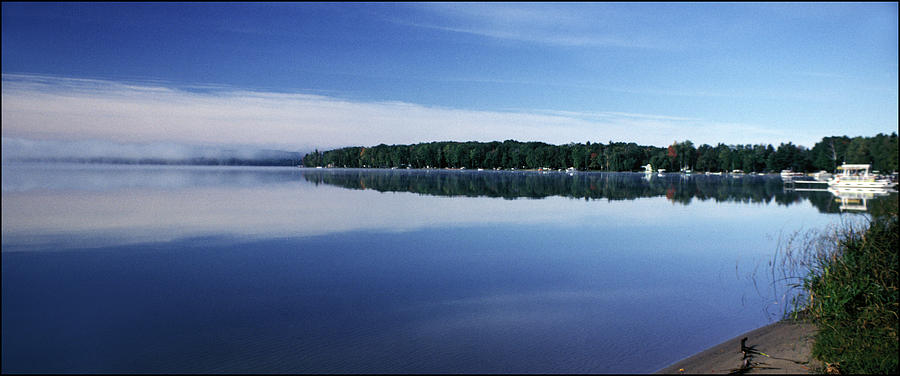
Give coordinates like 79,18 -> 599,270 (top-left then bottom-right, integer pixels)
390,3 -> 665,49
2,74 -> 794,151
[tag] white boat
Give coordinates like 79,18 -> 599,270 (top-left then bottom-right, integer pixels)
780,170 -> 804,178
828,163 -> 896,190
813,170 -> 833,181
643,164 -> 654,174
657,168 -> 666,177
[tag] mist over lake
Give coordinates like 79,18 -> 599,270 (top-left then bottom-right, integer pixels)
2,164 -> 891,373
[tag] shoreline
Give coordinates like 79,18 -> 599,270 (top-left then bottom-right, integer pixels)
655,318 -> 819,374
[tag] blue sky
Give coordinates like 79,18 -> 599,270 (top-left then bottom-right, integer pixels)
2,2 -> 897,153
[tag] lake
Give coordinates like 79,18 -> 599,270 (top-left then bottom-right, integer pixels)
2,164 -> 890,373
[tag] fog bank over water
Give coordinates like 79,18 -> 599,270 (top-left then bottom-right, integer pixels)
1,137 -> 305,165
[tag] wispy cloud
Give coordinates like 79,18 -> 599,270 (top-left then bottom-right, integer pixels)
531,109 -> 702,123
796,71 -> 848,79
2,74 -> 794,152
387,3 -> 665,49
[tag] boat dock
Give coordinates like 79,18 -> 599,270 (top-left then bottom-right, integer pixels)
783,179 -> 829,191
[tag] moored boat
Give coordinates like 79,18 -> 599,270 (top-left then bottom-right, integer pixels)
813,170 -> 833,181
828,163 -> 896,190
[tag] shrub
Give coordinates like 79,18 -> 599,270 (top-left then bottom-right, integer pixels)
798,201 -> 898,374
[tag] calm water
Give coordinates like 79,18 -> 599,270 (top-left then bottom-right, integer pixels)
2,164 -> 889,373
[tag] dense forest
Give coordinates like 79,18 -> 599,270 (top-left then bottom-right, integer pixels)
302,133 -> 898,173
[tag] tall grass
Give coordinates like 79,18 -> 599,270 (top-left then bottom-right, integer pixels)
783,197 -> 898,374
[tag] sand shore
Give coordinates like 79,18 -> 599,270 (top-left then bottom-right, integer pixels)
655,318 -> 820,374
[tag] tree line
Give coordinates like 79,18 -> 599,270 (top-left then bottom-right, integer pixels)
303,133 -> 898,173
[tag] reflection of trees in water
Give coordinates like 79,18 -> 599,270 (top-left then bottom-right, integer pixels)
301,169 -> 894,214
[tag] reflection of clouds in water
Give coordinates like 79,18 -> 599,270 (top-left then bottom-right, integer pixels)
2,185 -> 660,250
393,287 -> 697,372
402,290 -> 643,333
416,290 -> 646,309
2,166 -> 840,251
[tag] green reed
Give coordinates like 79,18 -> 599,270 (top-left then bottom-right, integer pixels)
782,196 -> 898,374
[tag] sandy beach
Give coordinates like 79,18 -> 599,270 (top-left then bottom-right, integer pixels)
656,318 -> 820,374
